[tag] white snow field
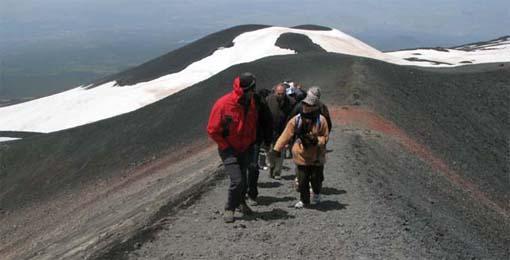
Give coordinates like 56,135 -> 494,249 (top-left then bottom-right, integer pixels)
0,27 -> 508,134
387,36 -> 510,66
0,137 -> 20,143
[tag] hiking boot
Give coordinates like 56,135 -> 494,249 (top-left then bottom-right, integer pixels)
312,193 -> 321,204
223,210 -> 235,223
246,197 -> 258,206
238,203 -> 254,215
294,201 -> 304,209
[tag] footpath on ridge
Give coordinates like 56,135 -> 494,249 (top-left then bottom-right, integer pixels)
100,108 -> 503,259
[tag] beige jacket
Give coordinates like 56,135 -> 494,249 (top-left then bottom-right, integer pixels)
274,115 -> 329,166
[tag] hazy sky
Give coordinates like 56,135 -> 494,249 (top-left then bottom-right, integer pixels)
1,0 -> 509,98
2,0 -> 509,50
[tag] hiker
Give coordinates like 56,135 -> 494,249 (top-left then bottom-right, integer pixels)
283,81 -> 305,158
255,88 -> 272,171
266,83 -> 296,179
246,88 -> 273,206
283,80 -> 305,102
272,93 -> 329,208
285,81 -> 296,99
207,72 -> 259,223
294,83 -> 307,103
288,86 -> 332,192
290,86 -> 332,133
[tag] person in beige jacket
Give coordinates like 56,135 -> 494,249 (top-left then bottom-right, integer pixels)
272,93 -> 329,208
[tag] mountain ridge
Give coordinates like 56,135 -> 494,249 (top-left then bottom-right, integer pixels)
0,51 -> 508,258
1,24 -> 509,135
0,25 -> 508,259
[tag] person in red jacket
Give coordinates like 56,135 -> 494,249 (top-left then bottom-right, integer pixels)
207,72 -> 259,223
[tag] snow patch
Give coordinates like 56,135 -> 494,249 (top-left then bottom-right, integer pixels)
0,137 -> 20,142
387,37 -> 510,66
1,26 -> 509,133
0,27 -> 295,133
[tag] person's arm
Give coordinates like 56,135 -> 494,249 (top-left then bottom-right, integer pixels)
206,101 -> 230,150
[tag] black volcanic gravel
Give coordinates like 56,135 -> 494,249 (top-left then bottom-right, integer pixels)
104,125 -> 509,259
1,45 -> 509,258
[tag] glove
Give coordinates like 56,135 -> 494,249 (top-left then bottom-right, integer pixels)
272,149 -> 281,158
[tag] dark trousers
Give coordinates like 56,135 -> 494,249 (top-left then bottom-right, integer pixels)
296,165 -> 324,204
219,146 -> 255,211
247,144 -> 260,200
268,143 -> 283,177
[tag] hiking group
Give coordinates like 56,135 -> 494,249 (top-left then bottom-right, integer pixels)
207,72 -> 332,223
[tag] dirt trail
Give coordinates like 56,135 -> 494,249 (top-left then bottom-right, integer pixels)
0,144 -> 220,260
102,109 -> 508,259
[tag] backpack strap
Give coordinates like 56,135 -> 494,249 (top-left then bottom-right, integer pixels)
295,114 -> 302,135
290,114 -> 301,144
315,114 -> 321,129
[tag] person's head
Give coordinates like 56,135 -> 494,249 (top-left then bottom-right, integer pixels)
283,79 -> 293,86
286,85 -> 296,97
257,88 -> 271,98
274,84 -> 286,98
239,72 -> 256,98
307,86 -> 321,99
300,93 -> 320,122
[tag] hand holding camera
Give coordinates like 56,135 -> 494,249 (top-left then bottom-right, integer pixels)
299,133 -> 318,148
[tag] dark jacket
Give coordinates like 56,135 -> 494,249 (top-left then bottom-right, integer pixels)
253,92 -> 273,146
294,88 -> 307,103
207,77 -> 258,153
289,101 -> 332,133
266,94 -> 296,142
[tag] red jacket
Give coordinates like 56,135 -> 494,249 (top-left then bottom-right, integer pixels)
207,77 -> 258,153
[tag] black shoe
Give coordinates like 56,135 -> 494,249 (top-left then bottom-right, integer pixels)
246,197 -> 258,206
238,203 -> 254,216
